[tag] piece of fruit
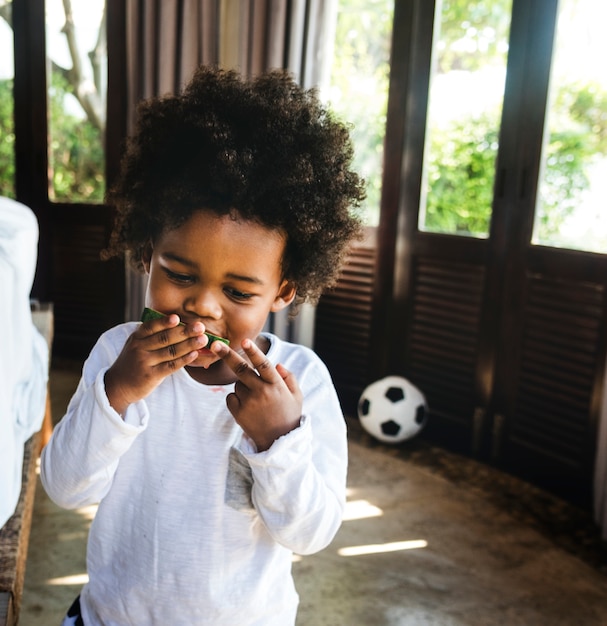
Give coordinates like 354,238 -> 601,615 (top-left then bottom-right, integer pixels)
140,307 -> 230,346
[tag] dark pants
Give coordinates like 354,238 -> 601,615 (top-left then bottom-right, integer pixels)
61,595 -> 84,626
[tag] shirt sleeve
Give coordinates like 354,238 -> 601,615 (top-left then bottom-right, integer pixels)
40,327 -> 149,510
0,198 -> 49,527
240,359 -> 348,556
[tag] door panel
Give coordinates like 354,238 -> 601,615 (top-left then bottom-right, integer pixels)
314,237 -> 377,415
51,204 -> 125,358
397,0 -> 607,508
516,276 -> 604,443
406,253 -> 486,450
494,250 -> 607,506
314,0 -> 607,508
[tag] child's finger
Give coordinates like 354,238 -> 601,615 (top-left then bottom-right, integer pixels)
154,333 -> 207,364
157,349 -> 200,372
240,338 -> 283,383
211,339 -> 281,385
142,320 -> 206,352
276,363 -> 299,394
138,313 -> 182,336
210,341 -> 258,382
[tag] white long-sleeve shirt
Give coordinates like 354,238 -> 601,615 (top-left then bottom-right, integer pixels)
0,197 -> 48,529
41,323 -> 347,625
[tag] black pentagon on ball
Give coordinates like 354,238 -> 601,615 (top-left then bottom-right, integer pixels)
415,404 -> 427,425
385,386 -> 405,403
359,398 -> 371,416
380,419 -> 401,437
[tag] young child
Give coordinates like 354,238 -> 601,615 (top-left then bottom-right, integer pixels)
41,66 -> 365,625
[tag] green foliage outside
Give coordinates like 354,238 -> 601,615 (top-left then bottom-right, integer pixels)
0,79 -> 15,199
330,0 -> 606,245
437,0 -> 512,73
424,81 -> 607,240
534,82 -> 607,243
1,0 -> 604,232
424,112 -> 499,235
328,0 -> 393,225
0,71 -> 105,203
48,71 -> 105,203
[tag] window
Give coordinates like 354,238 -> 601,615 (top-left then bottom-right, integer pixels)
532,0 -> 607,253
324,0 -> 394,226
419,0 -> 513,237
0,0 -> 15,198
45,0 -> 106,203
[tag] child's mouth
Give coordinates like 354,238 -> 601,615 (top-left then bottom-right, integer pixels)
140,308 -> 229,346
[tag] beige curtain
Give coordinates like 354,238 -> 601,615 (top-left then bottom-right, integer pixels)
124,0 -> 336,128
122,0 -> 337,345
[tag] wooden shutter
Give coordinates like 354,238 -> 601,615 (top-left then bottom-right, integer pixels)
314,241 -> 377,414
498,271 -> 607,505
51,205 -> 124,358
406,255 -> 486,449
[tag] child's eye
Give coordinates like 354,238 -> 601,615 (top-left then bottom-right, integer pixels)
225,287 -> 253,301
164,269 -> 193,284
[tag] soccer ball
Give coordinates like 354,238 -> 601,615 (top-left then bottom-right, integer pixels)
357,376 -> 428,444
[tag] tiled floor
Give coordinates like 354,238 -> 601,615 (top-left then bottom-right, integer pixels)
20,362 -> 607,625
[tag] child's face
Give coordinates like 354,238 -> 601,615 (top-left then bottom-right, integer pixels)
143,209 -> 295,378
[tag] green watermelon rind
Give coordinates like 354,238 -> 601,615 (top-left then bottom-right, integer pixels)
140,307 -> 230,346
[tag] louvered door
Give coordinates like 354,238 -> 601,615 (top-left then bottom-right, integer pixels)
313,0 -> 607,508
491,251 -> 607,505
314,233 -> 377,415
313,233 -> 607,508
405,253 -> 487,451
505,275 -> 605,468
393,239 -> 607,506
51,205 -> 125,358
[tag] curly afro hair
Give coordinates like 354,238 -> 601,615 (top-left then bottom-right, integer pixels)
104,65 -> 366,306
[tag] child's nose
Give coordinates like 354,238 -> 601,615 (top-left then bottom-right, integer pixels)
188,289 -> 222,320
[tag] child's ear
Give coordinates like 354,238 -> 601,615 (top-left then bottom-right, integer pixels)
271,280 -> 297,312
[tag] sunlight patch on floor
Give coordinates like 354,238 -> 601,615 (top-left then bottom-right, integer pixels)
46,573 -> 89,586
76,504 -> 98,520
337,539 -> 428,557
342,499 -> 383,521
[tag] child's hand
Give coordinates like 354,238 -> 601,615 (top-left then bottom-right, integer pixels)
104,315 -> 207,416
211,339 -> 303,452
